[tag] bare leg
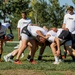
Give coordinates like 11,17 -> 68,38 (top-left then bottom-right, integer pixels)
50,43 -> 59,64
38,43 -> 46,60
0,40 -> 3,61
15,39 -> 28,60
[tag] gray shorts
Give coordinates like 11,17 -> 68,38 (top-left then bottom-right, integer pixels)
21,33 -> 33,40
64,40 -> 72,46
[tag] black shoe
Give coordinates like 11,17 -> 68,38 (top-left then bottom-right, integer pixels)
38,56 -> 42,60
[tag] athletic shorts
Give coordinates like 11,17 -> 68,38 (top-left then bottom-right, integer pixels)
0,34 -> 5,39
48,36 -> 55,42
45,40 -> 51,46
64,40 -> 72,46
21,33 -> 33,40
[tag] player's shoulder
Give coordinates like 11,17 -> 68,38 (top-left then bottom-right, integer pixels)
73,13 -> 75,16
64,13 -> 70,18
26,18 -> 31,21
65,13 -> 69,16
18,18 -> 24,22
1,25 -> 6,29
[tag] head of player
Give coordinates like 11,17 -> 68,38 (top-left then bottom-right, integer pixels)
21,11 -> 27,19
37,36 -> 46,43
67,6 -> 74,14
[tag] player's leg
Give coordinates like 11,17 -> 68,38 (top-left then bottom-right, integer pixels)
0,40 -> 3,62
14,34 -> 29,64
50,42 -> 60,64
38,43 -> 46,60
65,40 -> 75,61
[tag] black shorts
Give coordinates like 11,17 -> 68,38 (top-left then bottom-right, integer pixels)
45,40 -> 51,46
72,34 -> 75,40
0,34 -> 5,39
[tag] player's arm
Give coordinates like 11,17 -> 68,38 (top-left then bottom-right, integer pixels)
62,15 -> 69,31
62,24 -> 69,31
8,26 -> 13,34
36,30 -> 46,39
18,28 -> 21,40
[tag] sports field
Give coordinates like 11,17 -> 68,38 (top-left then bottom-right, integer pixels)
0,29 -> 75,75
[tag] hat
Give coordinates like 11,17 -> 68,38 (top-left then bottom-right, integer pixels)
67,6 -> 74,10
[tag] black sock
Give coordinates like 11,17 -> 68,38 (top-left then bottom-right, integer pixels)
30,58 -> 33,61
64,52 -> 67,58
71,55 -> 75,60
59,55 -> 62,59
59,51 -> 62,59
15,59 -> 19,62
0,54 -> 2,59
10,55 -> 14,59
27,55 -> 31,59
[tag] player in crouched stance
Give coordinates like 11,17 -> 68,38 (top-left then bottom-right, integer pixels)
0,22 -> 13,62
3,25 -> 48,64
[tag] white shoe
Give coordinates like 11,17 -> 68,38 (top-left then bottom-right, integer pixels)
4,56 -> 8,62
53,61 -> 60,65
8,58 -> 14,62
21,53 -> 24,58
14,45 -> 19,49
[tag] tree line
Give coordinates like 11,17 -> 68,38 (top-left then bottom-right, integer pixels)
0,0 -> 75,28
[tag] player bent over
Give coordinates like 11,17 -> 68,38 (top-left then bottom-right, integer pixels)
0,22 -> 13,62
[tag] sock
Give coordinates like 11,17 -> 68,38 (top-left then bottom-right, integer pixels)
71,55 -> 75,60
30,58 -> 33,62
27,55 -> 31,59
15,59 -> 19,62
59,55 -> 62,59
64,52 -> 67,58
10,55 -> 14,59
39,54 -> 42,57
0,54 -> 2,59
54,56 -> 59,62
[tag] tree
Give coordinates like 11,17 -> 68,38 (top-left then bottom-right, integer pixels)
29,0 -> 66,28
72,0 -> 75,4
30,0 -> 49,26
46,0 -> 66,28
0,0 -> 30,28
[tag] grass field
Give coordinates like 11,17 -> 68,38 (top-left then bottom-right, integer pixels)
0,29 -> 75,75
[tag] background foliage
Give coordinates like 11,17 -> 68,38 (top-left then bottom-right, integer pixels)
0,0 -> 75,28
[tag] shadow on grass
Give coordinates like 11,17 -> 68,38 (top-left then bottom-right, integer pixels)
4,44 -> 17,47
64,59 -> 75,63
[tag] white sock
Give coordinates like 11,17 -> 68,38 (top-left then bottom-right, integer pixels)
6,53 -> 12,57
54,56 -> 59,62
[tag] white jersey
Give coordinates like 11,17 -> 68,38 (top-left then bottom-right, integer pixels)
56,29 -> 63,37
47,29 -> 63,42
46,30 -> 57,42
63,13 -> 75,33
17,18 -> 32,35
27,26 -> 47,37
0,25 -> 7,36
2,23 -> 10,29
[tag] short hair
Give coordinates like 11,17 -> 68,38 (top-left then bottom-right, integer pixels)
67,6 -> 74,10
22,11 -> 27,15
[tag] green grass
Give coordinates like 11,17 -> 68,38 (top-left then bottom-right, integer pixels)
0,29 -> 75,75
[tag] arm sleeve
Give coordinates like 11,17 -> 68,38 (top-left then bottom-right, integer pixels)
17,20 -> 21,28
63,15 -> 66,24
